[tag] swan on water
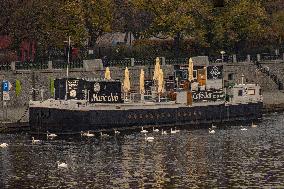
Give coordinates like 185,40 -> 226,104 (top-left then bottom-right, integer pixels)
209,128 -> 215,134
47,131 -> 57,139
240,126 -> 247,131
153,127 -> 159,132
144,134 -> 154,142
32,137 -> 41,144
57,161 -> 68,168
251,122 -> 257,128
140,127 -> 148,133
170,128 -> 178,134
114,129 -> 120,135
0,143 -> 8,148
81,131 -> 95,137
161,129 -> 167,135
100,132 -> 109,137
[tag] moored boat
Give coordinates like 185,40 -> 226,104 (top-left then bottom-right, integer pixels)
29,58 -> 263,134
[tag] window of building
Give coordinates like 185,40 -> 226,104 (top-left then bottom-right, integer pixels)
238,90 -> 243,96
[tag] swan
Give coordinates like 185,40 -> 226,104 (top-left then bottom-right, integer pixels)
140,127 -> 148,133
100,132 -> 109,137
240,126 -> 247,131
57,161 -> 68,168
251,122 -> 257,128
144,134 -> 154,142
209,128 -> 215,134
174,127 -> 180,133
32,137 -> 41,144
47,131 -> 57,139
153,127 -> 159,132
114,130 -> 120,135
0,143 -> 8,148
170,128 -> 178,134
161,129 -> 167,135
81,131 -> 95,137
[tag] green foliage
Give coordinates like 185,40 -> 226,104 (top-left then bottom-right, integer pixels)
49,78 -> 55,97
15,79 -> 21,97
0,0 -> 283,56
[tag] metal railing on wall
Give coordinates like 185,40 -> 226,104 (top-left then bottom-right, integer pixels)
15,60 -> 48,70
0,62 -> 11,71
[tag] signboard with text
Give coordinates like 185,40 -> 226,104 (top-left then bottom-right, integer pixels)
192,90 -> 224,102
89,81 -> 122,103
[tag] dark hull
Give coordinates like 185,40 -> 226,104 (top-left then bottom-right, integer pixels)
29,102 -> 263,134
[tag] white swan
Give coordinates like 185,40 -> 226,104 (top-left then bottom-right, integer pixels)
47,131 -> 57,139
251,122 -> 257,128
100,132 -> 109,137
114,130 -> 120,135
144,134 -> 154,142
32,137 -> 41,144
153,127 -> 159,132
57,161 -> 68,168
240,126 -> 247,131
209,128 -> 215,134
81,131 -> 95,137
174,127 -> 180,133
161,129 -> 167,135
0,143 -> 8,148
140,127 -> 148,133
170,128 -> 178,134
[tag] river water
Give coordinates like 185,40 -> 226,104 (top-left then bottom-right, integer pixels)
0,113 -> 283,188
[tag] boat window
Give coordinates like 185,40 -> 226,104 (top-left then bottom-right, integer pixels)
238,90 -> 243,96
228,73 -> 234,80
247,89 -> 255,95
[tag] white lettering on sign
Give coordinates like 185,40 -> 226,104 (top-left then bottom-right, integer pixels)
92,93 -> 119,102
2,91 -> 10,101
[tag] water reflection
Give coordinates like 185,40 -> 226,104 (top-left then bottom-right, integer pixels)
0,113 -> 284,188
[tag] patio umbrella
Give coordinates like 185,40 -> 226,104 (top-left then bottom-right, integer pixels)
188,58 -> 194,81
123,67 -> 130,93
140,69 -> 145,94
153,57 -> 161,81
104,67 -> 111,80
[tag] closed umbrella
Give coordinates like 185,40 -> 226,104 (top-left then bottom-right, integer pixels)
158,68 -> 164,102
140,69 -> 145,94
153,57 -> 161,81
188,58 -> 194,81
123,67 -> 130,93
104,67 -> 111,80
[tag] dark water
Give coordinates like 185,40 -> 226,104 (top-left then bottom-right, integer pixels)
1,113 -> 284,188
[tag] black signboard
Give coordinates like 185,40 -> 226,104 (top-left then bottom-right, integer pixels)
66,79 -> 88,100
54,78 -> 66,100
207,65 -> 223,80
192,90 -> 224,102
89,81 -> 122,103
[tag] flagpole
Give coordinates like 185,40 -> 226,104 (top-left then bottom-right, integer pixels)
65,36 -> 71,100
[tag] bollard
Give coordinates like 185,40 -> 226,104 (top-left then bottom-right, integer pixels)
131,58 -> 135,67
257,54 -> 261,62
247,55 -> 251,62
233,55 -> 237,63
48,61 -> 52,70
161,57 -> 166,65
10,61 -> 16,71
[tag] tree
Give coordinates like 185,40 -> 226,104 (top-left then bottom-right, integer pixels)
212,0 -> 268,53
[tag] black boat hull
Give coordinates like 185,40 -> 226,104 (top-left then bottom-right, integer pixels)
29,102 -> 263,134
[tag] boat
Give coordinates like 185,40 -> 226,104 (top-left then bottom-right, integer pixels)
29,58 -> 263,134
